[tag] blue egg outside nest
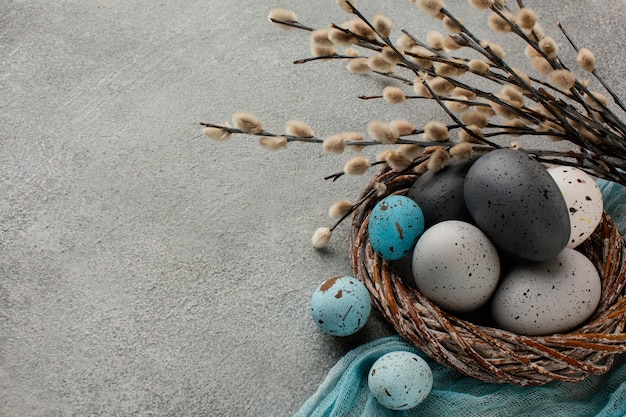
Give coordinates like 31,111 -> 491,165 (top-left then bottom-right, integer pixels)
310,276 -> 372,337
368,195 -> 425,260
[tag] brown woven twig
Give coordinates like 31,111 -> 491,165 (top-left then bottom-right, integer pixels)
349,167 -> 626,386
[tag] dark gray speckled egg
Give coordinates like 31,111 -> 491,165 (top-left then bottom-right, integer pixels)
408,156 -> 478,227
464,149 -> 570,262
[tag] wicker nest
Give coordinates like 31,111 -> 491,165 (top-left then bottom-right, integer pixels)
350,167 -> 626,386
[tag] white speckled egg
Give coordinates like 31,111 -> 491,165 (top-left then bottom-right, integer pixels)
310,276 -> 372,337
548,166 -> 603,248
368,351 -> 433,410
491,248 -> 602,336
412,220 -> 501,313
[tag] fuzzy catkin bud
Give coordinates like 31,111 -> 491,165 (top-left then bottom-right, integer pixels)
346,57 -> 371,74
577,48 -> 596,72
429,77 -> 455,95
268,8 -> 298,29
232,112 -> 263,134
424,120 -> 450,142
368,54 -> 394,73
373,14 -> 393,39
383,86 -> 406,104
408,46 -> 434,68
427,30 -> 444,50
386,151 -> 413,171
202,121 -> 232,141
311,44 -> 336,58
337,0 -> 356,13
469,59 -> 489,74
397,33 -> 417,50
390,119 -> 416,136
349,19 -> 377,41
286,120 -> 314,138
584,91 -> 608,110
417,0 -> 445,18
397,144 -> 424,160
461,110 -> 488,128
368,121 -> 398,144
427,148 -> 450,173
469,0 -> 493,10
312,227 -> 332,249
548,69 -> 576,90
310,29 -> 333,48
480,40 -> 505,60
448,95 -> 470,113
381,46 -> 402,65
329,199 -> 354,219
323,134 -> 346,154
343,131 -> 366,152
329,26 -> 357,46
344,156 -> 371,175
458,125 -> 484,143
516,8 -> 537,29
442,35 -> 462,51
450,142 -> 473,160
488,11 -> 514,33
259,136 -> 288,151
345,47 -> 360,57
500,86 -> 525,108
530,56 -> 552,75
539,37 -> 559,59
442,16 -> 463,33
435,62 -> 466,77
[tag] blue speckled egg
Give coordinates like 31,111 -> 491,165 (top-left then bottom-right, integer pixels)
368,195 -> 425,260
464,149 -> 570,262
368,351 -> 433,410
408,156 -> 478,227
310,276 -> 371,337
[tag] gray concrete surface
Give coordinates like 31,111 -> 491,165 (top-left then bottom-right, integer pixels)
2,1 -> 626,416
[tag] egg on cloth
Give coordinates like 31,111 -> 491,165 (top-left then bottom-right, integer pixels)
310,276 -> 372,337
407,156 -> 478,227
491,248 -> 602,336
464,149 -> 570,262
368,351 -> 433,411
547,166 -> 603,248
368,195 -> 425,261
412,220 -> 501,313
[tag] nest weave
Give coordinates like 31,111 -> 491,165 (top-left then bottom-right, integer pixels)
350,167 -> 626,386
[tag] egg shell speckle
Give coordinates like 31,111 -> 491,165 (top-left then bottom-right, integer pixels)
464,149 -> 571,262
368,195 -> 425,261
407,156 -> 477,227
368,351 -> 433,411
491,248 -> 602,336
310,276 -> 372,337
412,220 -> 501,313
547,166 -> 604,248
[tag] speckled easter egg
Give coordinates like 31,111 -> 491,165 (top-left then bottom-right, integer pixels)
464,149 -> 570,262
491,248 -> 602,336
310,276 -> 372,337
368,351 -> 433,411
408,156 -> 477,227
548,166 -> 603,248
368,195 -> 425,260
412,220 -> 501,313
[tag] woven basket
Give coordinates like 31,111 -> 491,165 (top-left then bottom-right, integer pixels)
350,167 -> 626,386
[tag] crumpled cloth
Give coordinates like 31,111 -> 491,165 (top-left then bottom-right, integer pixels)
294,179 -> 626,417
294,336 -> 626,417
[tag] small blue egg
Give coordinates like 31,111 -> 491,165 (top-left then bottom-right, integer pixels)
310,276 -> 371,337
368,351 -> 433,410
368,195 -> 425,260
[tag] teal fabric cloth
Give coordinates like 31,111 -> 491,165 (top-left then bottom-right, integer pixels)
295,336 -> 626,417
295,179 -> 626,416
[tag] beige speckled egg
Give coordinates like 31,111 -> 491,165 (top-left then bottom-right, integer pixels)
547,166 -> 603,248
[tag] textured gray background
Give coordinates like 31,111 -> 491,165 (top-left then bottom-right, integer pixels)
2,1 -> 626,416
